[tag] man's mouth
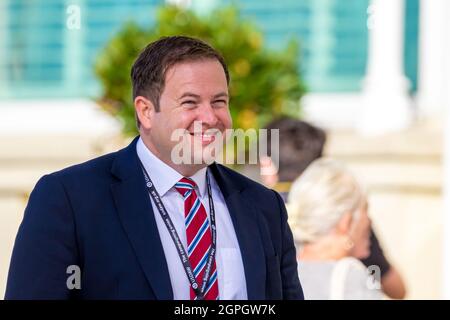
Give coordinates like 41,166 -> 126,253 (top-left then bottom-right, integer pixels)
189,132 -> 216,145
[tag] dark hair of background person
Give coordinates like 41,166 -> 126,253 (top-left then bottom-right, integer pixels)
265,116 -> 326,182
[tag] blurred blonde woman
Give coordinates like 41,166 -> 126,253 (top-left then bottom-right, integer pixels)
287,158 -> 382,300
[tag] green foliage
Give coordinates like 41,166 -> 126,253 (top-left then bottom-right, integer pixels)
95,5 -> 305,135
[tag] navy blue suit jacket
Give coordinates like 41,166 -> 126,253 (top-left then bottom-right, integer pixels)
5,137 -> 303,300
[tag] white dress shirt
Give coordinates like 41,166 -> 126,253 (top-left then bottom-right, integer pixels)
136,137 -> 247,300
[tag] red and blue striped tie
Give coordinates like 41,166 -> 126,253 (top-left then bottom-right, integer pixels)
175,177 -> 219,300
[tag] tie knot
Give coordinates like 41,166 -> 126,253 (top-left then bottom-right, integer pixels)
174,177 -> 197,196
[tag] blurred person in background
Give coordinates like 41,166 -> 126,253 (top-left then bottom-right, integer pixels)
286,158 -> 381,299
261,116 -> 406,299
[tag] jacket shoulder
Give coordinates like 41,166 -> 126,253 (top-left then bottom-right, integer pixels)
49,149 -> 120,182
213,163 -> 280,200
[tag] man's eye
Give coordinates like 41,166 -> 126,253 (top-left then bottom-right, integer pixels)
182,101 -> 197,106
212,100 -> 227,107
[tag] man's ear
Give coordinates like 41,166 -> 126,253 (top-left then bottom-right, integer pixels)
336,212 -> 353,236
134,96 -> 155,130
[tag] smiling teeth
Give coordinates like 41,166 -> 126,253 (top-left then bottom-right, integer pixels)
191,133 -> 214,141
199,134 -> 213,140
202,135 -> 213,141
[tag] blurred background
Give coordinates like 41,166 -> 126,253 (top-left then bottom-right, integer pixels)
0,0 -> 448,299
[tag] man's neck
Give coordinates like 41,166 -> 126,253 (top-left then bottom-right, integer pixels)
173,163 -> 207,177
141,136 -> 207,177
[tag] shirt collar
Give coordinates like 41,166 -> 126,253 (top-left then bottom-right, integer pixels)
136,137 -> 208,198
189,166 -> 208,199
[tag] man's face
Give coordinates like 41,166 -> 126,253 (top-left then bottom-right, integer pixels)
145,59 -> 232,168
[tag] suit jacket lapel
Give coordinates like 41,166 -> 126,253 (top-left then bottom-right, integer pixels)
110,136 -> 173,300
210,164 -> 266,300
109,139 -> 267,300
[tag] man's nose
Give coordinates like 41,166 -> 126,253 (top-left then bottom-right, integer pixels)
197,103 -> 218,127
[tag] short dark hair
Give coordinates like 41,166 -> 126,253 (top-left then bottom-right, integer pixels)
131,36 -> 230,127
265,116 -> 327,182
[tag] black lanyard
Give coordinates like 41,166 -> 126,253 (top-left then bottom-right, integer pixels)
138,160 -> 217,300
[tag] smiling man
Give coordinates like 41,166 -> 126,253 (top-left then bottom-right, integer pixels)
5,36 -> 304,300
